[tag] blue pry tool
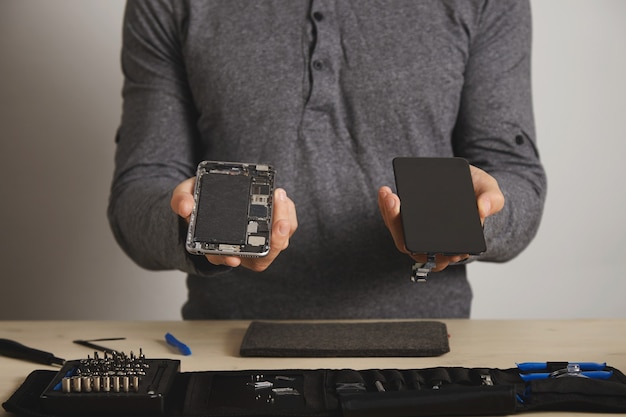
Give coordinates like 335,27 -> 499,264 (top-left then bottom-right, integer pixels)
165,332 -> 192,356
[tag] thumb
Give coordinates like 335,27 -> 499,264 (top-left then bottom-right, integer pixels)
171,177 -> 196,219
477,197 -> 491,223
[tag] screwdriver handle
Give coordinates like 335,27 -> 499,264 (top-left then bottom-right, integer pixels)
0,338 -> 64,365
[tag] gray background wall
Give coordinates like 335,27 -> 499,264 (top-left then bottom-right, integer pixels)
1,0 -> 624,320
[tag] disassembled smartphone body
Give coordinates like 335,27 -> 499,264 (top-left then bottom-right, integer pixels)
186,161 -> 275,257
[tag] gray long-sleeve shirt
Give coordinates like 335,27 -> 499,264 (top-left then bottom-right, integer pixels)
109,0 -> 546,319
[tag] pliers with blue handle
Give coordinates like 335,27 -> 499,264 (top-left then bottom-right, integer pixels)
517,362 -> 606,372
518,362 -> 612,381
520,370 -> 613,382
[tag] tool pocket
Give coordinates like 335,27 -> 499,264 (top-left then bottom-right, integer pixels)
517,368 -> 626,413
182,370 -> 333,417
336,367 -> 517,417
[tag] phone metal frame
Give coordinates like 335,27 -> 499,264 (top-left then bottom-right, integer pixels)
185,161 -> 275,258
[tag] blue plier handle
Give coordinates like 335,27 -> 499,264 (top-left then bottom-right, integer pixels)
517,362 -> 606,372
520,370 -> 613,382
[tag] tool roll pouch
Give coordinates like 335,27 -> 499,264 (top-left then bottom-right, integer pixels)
332,367 -> 626,416
5,366 -> 626,417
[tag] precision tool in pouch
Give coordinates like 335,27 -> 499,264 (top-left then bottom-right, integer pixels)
73,338 -> 126,354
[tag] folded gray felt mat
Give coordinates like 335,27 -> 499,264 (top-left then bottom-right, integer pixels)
239,320 -> 450,357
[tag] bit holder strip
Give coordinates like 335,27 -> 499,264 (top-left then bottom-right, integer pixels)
40,350 -> 180,415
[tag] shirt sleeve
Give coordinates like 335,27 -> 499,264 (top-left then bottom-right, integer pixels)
107,0 -> 222,276
452,0 -> 547,262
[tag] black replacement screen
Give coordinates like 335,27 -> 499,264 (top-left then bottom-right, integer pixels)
194,172 -> 251,244
393,157 -> 486,255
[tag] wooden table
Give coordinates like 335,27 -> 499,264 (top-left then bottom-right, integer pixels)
1,320 -> 625,416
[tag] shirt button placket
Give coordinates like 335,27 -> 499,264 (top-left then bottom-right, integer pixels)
310,4 -> 327,74
302,0 -> 337,134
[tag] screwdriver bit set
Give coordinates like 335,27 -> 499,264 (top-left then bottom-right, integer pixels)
39,350 -> 179,415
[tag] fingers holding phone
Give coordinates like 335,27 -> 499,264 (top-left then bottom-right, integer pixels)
378,186 -> 470,272
238,188 -> 297,271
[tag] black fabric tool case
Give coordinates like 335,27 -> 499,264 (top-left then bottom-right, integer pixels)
5,365 -> 626,417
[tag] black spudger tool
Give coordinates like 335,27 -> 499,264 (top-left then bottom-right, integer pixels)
0,338 -> 65,366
